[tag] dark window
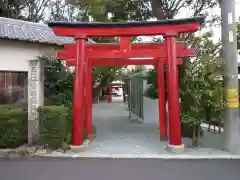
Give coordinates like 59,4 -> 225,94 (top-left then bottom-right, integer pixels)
0,71 -> 28,104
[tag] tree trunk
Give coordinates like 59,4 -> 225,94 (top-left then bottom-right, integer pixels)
205,107 -> 211,122
196,124 -> 201,147
150,0 -> 166,20
192,126 -> 197,147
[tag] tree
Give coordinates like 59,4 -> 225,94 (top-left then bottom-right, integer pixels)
237,19 -> 240,51
66,0 -> 219,21
0,0 -> 27,19
179,31 -> 223,146
42,56 -> 73,108
24,0 -> 50,22
47,0 -> 85,22
0,0 -> 49,22
150,0 -> 219,20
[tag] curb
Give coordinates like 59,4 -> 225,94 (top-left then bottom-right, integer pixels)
69,153 -> 240,159
0,134 -> 97,158
29,152 -> 240,159
35,135 -> 96,156
0,147 -> 38,158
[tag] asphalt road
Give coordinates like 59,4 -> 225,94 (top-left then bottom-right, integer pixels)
0,157 -> 239,180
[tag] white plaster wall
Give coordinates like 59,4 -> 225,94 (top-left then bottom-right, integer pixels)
0,39 -> 58,71
143,96 -> 159,124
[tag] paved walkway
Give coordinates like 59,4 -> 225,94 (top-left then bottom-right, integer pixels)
76,98 -> 234,158
87,99 -> 167,156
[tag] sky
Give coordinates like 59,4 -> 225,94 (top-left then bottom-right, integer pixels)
176,0 -> 240,42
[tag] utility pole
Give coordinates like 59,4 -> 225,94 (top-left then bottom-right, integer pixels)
220,0 -> 240,153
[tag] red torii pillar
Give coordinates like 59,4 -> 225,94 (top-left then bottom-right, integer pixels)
155,59 -> 168,140
166,35 -> 182,147
85,56 -> 92,138
72,36 -> 87,145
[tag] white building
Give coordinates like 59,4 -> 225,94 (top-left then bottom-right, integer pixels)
0,17 -> 75,103
0,17 -> 94,144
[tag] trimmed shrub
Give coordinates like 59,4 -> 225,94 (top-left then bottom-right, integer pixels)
0,105 -> 27,148
65,109 -> 97,144
38,106 -> 68,149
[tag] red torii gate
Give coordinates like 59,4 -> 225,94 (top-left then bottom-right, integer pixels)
48,16 -> 205,152
104,83 -> 124,103
58,38 -> 192,142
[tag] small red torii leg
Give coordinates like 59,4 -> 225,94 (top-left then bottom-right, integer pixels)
108,87 -> 112,103
156,59 -> 168,140
85,59 -> 93,138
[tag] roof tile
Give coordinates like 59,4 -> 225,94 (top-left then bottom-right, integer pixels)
0,17 -> 95,45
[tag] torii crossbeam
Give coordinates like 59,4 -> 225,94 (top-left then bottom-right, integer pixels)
58,41 -> 195,60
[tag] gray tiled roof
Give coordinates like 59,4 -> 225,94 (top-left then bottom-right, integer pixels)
0,17 -> 95,45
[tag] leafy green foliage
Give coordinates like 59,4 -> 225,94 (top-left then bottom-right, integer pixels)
43,56 -> 73,110
0,105 -> 27,148
180,32 -> 223,126
66,0 -> 218,22
237,19 -> 240,51
42,56 -> 98,147
64,108 -> 97,145
179,32 -> 223,146
144,69 -> 158,99
66,0 -> 151,21
38,106 -> 68,149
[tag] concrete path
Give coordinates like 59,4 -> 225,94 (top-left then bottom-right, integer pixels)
88,99 -> 167,156
76,97 -> 233,158
1,157 -> 240,180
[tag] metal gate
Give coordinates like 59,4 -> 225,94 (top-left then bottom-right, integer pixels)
129,73 -> 144,119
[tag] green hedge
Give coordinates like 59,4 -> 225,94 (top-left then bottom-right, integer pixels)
0,105 -> 28,148
38,106 -> 68,149
39,105 -> 97,149
65,108 -> 97,144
